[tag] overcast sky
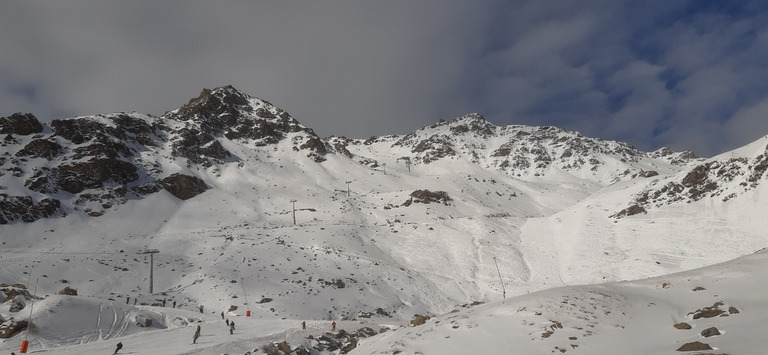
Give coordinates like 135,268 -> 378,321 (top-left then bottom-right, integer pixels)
3,1 -> 768,157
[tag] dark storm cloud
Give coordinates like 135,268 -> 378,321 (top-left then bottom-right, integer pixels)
2,1 -> 768,157
0,1 -> 488,138
472,1 -> 768,156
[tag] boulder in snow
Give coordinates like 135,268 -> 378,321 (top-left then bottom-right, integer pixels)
9,295 -> 26,312
700,327 -> 721,337
57,287 -> 78,295
0,319 -> 29,338
676,341 -> 712,351
135,314 -> 153,327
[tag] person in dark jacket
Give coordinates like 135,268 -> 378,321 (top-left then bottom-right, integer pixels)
113,342 -> 123,354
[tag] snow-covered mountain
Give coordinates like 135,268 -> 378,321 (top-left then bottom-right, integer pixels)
1,85 -> 767,354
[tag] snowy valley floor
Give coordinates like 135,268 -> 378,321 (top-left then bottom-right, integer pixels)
2,248 -> 767,354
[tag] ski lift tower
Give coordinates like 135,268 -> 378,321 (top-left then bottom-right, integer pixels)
141,249 -> 159,294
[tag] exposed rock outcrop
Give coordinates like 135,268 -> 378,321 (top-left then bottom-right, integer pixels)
403,190 -> 452,206
159,174 -> 209,200
0,318 -> 29,338
0,113 -> 43,136
0,194 -> 63,224
57,287 -> 78,296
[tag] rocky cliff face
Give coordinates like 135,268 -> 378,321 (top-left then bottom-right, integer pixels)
163,85 -> 327,163
613,142 -> 768,218
0,86 -> 341,224
334,113 -> 701,185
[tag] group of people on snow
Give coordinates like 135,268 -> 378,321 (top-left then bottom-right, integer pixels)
110,307 -> 341,350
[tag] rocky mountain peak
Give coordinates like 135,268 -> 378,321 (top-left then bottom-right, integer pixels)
159,85 -> 329,162
445,113 -> 496,138
450,113 -> 487,125
164,85 -> 314,142
165,85 -> 253,127
210,85 -> 251,105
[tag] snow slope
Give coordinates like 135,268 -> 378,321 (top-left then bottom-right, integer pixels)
3,248 -> 766,354
351,248 -> 768,354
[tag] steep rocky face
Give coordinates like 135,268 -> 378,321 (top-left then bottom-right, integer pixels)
0,113 -> 43,136
392,115 -> 489,164
164,85 -> 328,162
445,113 -> 497,139
0,110 -> 202,224
0,86 -> 338,224
159,173 -> 208,200
57,159 -> 139,193
324,136 -> 354,158
0,194 -> 63,224
170,127 -> 229,166
487,125 -> 648,177
16,139 -> 62,159
385,114 -> 700,185
613,143 -> 768,218
131,173 -> 208,200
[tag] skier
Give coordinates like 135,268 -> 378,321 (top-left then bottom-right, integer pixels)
196,324 -> 201,336
229,322 -> 235,334
193,330 -> 199,344
113,342 -> 123,354
133,298 -> 137,305
173,300 -> 176,308
226,319 -> 229,326
302,321 -> 306,330
220,311 -> 224,319
163,298 -> 167,307
126,296 -> 129,304
199,305 -> 204,313
332,321 -> 336,331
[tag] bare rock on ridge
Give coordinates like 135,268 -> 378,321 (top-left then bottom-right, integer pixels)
159,173 -> 209,200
